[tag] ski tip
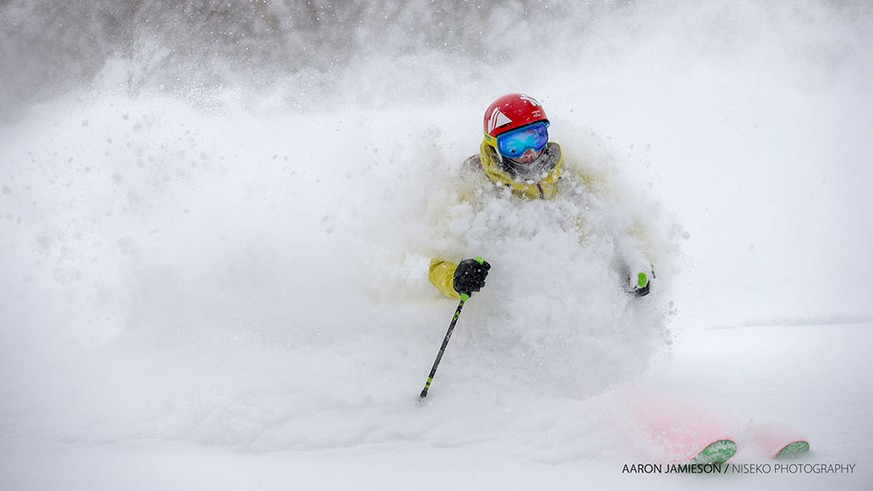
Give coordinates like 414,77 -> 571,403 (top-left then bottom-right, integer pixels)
775,440 -> 810,459
692,439 -> 737,465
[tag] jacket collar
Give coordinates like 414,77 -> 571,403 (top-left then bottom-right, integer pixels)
478,139 -> 563,199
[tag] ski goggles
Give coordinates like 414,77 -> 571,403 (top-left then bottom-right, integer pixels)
496,122 -> 550,158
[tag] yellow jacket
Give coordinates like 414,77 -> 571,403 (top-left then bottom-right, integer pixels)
428,139 -> 565,299
428,258 -> 462,300
476,139 -> 564,199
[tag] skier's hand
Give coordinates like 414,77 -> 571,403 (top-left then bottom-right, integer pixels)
627,268 -> 655,297
453,258 -> 491,297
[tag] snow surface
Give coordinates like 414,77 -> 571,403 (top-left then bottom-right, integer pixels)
1,1 -> 872,490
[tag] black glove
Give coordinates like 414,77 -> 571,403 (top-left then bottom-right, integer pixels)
633,282 -> 651,297
453,258 -> 491,297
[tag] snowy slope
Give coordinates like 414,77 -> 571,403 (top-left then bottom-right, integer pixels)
2,1 -> 873,490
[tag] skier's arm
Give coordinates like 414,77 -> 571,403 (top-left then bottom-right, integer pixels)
429,257 -> 491,299
427,156 -> 491,300
570,166 -> 656,296
429,258 -> 460,300
616,223 -> 656,296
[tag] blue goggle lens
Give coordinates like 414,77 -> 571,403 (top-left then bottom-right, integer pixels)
497,122 -> 549,158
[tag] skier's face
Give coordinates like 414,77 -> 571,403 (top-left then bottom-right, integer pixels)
511,147 -> 544,165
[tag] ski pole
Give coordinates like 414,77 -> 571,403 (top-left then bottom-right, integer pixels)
419,295 -> 468,399
419,256 -> 487,399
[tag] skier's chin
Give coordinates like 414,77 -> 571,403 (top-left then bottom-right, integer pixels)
509,152 -> 541,166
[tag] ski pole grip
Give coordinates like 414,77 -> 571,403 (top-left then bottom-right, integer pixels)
455,257 -> 487,302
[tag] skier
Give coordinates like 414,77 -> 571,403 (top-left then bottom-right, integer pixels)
428,93 -> 654,300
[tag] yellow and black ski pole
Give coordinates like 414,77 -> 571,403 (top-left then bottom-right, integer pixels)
419,293 -> 469,399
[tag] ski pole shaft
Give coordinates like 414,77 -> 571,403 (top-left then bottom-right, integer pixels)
419,295 -> 468,399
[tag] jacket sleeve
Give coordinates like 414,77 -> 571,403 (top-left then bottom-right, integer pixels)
428,258 -> 460,300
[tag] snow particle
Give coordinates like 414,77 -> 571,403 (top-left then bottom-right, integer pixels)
118,235 -> 137,255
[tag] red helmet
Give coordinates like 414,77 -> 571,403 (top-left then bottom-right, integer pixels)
483,93 -> 549,142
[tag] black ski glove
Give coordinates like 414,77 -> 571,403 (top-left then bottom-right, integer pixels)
633,282 -> 651,297
453,258 -> 491,297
